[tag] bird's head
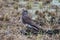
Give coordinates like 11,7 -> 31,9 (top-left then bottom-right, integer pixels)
22,9 -> 28,16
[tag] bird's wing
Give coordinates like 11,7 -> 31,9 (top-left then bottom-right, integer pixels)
22,15 -> 43,31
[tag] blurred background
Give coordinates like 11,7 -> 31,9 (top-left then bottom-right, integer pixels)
0,0 -> 60,40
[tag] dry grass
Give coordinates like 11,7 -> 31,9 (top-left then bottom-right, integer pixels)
0,0 -> 60,40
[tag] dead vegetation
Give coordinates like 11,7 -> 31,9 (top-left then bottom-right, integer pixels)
0,0 -> 60,40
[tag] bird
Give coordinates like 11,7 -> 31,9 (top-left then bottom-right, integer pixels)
22,9 -> 40,32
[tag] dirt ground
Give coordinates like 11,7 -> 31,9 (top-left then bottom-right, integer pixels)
0,0 -> 60,40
